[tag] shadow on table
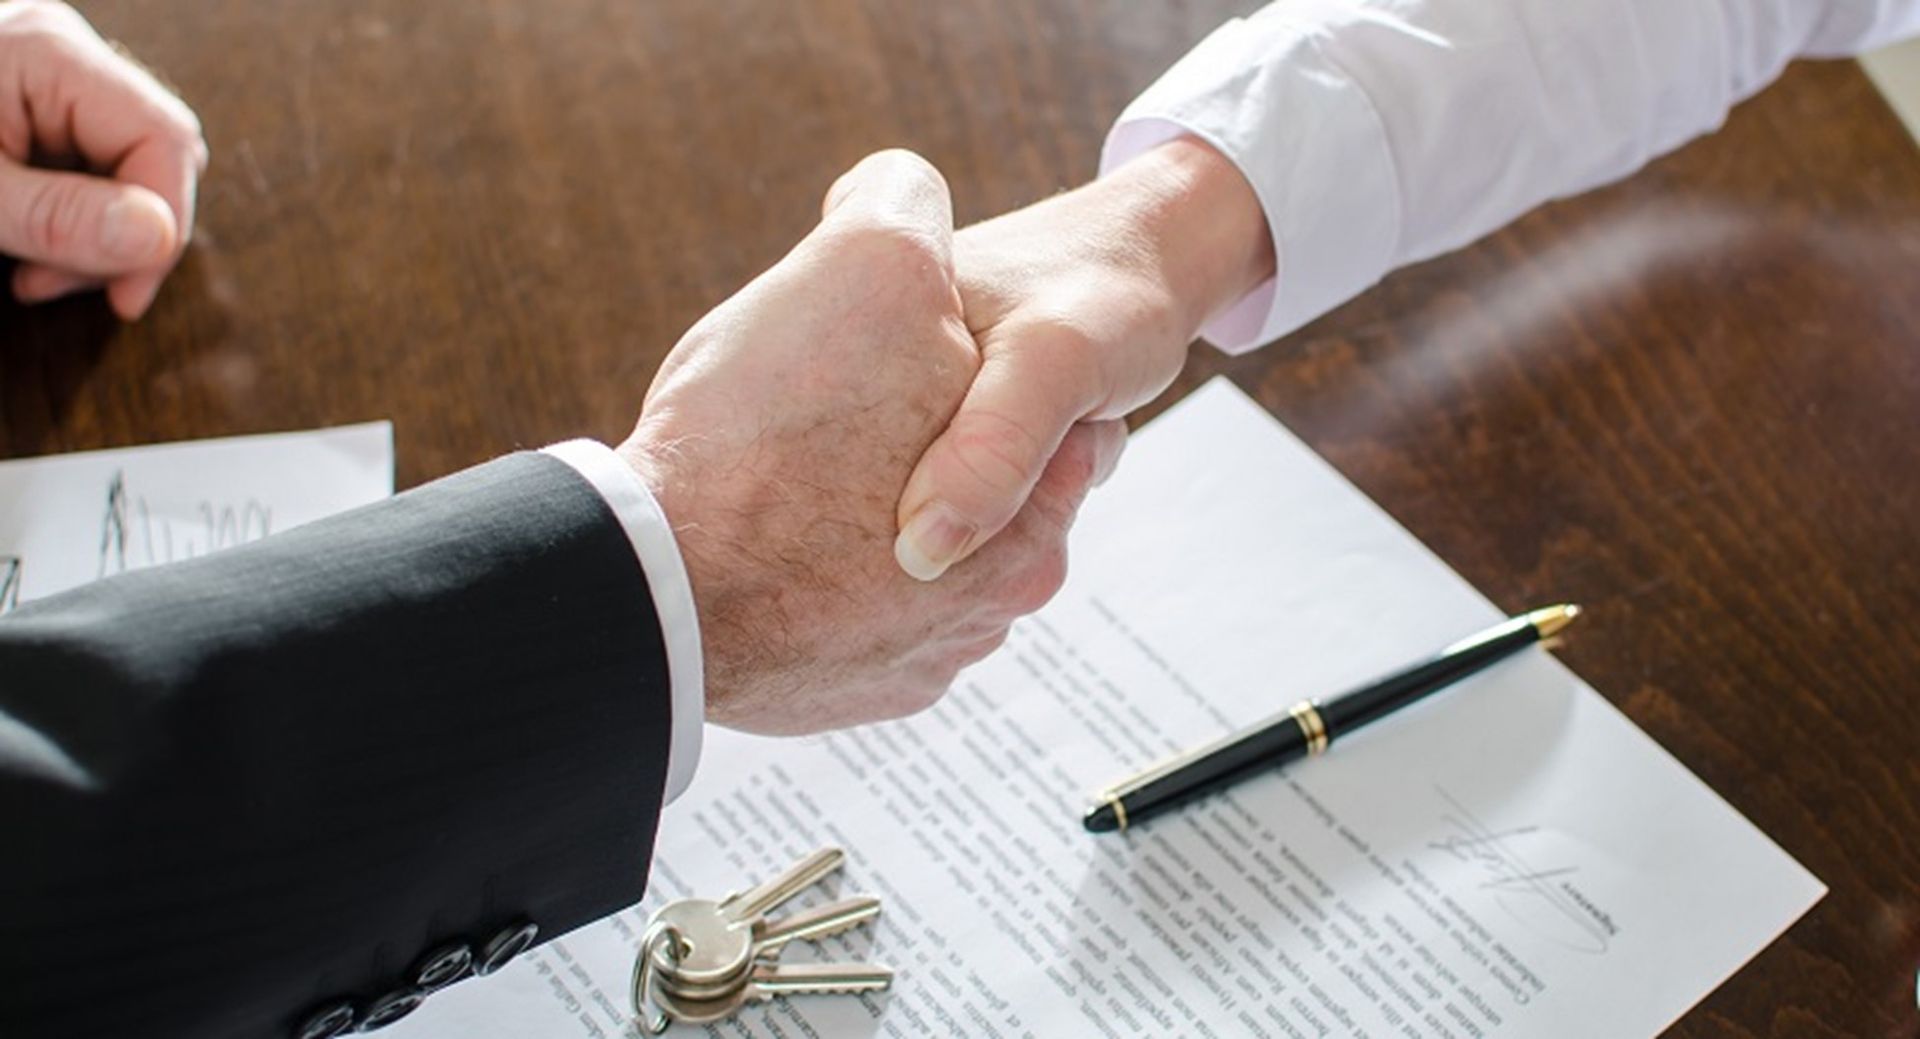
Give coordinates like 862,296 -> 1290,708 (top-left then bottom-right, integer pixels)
0,252 -> 227,459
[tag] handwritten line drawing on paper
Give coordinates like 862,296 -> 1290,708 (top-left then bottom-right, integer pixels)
0,422 -> 391,609
0,556 -> 20,614
95,469 -> 277,579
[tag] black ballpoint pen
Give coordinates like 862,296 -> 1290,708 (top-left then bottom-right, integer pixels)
1083,604 -> 1582,834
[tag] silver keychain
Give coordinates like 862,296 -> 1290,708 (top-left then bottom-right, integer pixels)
632,847 -> 893,1033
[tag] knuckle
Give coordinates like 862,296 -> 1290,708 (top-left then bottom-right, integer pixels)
7,4 -> 89,51
867,147 -> 944,192
1025,316 -> 1102,380
884,676 -> 953,721
912,679 -> 953,714
1005,543 -> 1069,617
22,179 -> 87,257
884,231 -> 953,304
174,125 -> 211,176
823,150 -> 952,298
830,220 -> 948,290
982,316 -> 1111,419
961,629 -> 1012,665
170,111 -> 209,158
1049,433 -> 1103,497
6,1 -> 73,32
944,409 -> 1049,500
6,19 -> 59,56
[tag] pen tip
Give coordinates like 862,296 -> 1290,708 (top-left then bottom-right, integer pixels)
1529,603 -> 1583,639
1083,803 -> 1120,834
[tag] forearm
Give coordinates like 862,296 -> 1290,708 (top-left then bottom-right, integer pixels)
893,0 -> 1920,577
1077,136 -> 1274,345
1109,0 -> 1920,351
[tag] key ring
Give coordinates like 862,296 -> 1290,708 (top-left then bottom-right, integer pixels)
632,919 -> 688,1035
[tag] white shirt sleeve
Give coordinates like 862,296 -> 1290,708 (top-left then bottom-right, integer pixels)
1102,0 -> 1920,353
541,440 -> 705,803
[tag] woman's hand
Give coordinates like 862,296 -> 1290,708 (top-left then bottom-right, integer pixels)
893,137 -> 1274,581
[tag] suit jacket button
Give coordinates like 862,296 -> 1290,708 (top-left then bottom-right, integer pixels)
294,1001 -> 357,1039
413,942 -> 474,990
474,921 -> 539,976
357,988 -> 426,1031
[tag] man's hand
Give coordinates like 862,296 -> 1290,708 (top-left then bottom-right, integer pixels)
0,0 -> 206,319
618,150 -> 1124,735
892,138 -> 1274,580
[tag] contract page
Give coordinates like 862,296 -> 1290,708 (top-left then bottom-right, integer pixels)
394,380 -> 1821,1039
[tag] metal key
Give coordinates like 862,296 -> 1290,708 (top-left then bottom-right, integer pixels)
651,962 -> 895,1026
643,899 -> 753,989
659,896 -> 882,1001
721,847 -> 845,924
633,848 -> 891,1032
756,895 -> 881,956
646,848 -> 855,987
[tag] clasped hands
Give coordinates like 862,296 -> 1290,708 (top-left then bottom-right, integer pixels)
621,145 -> 1270,734
2,1 -> 1273,736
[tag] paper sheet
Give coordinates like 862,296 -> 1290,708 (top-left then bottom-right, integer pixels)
392,381 -> 1821,1039
0,423 -> 393,610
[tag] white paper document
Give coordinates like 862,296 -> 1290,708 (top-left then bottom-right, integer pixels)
0,423 -> 393,610
395,381 -> 1821,1039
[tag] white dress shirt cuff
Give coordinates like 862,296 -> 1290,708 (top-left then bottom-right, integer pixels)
1100,4 -> 1402,355
541,439 -> 704,803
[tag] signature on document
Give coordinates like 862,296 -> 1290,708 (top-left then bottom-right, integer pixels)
1428,786 -> 1619,954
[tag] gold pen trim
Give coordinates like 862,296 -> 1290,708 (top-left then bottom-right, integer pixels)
1289,700 -> 1329,756
1095,694 -> 1335,822
1526,603 -> 1582,640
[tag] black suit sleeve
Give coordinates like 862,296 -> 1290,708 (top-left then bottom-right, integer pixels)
0,452 -> 676,1039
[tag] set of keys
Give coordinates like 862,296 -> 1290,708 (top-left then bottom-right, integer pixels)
631,847 -> 894,1032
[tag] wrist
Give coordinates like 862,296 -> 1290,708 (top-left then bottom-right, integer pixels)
614,437 -> 721,706
614,429 -> 775,728
1096,136 -> 1275,342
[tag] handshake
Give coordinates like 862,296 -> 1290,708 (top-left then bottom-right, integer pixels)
0,3 -> 1273,738
621,148 -> 1272,736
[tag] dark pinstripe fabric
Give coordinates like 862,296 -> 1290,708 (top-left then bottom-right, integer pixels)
0,453 -> 675,1038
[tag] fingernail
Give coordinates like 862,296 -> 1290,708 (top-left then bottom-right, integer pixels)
895,503 -> 976,582
99,196 -> 170,264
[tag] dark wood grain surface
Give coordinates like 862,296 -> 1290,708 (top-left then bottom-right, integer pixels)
4,2 -> 1917,1035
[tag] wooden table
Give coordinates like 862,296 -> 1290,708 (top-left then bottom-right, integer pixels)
6,2 -> 1917,1034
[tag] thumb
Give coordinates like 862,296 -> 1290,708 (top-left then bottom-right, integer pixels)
815,149 -> 955,262
894,333 -> 1107,581
0,160 -> 177,277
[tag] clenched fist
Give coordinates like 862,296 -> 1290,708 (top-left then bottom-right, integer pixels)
0,0 -> 206,318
